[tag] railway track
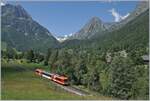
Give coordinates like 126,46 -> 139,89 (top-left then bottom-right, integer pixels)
50,80 -> 90,96
24,67 -> 90,96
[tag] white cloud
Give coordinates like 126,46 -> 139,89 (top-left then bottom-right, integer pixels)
109,8 -> 121,22
1,0 -> 6,6
121,13 -> 130,20
1,2 -> 5,6
109,8 -> 130,22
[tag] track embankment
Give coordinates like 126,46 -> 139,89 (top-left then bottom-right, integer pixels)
50,80 -> 90,96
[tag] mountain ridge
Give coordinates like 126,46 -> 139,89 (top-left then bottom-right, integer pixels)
70,17 -> 108,40
68,1 -> 149,40
2,4 -> 59,53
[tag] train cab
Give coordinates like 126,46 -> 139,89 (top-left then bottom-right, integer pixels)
53,75 -> 69,86
35,69 -> 44,76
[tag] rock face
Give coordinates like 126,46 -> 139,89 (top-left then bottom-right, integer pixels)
1,4 -> 59,52
71,17 -> 107,40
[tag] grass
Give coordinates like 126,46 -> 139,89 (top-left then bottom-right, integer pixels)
1,61 -> 114,100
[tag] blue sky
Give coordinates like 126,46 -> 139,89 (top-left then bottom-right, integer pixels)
9,1 -> 138,37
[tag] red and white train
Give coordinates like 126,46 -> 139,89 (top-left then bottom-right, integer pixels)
35,69 -> 69,86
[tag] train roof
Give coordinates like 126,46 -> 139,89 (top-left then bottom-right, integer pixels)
55,75 -> 68,80
35,68 -> 43,72
35,69 -> 68,80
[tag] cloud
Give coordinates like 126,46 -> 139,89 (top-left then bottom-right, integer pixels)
109,8 -> 121,22
121,13 -> 130,20
1,0 -> 6,6
1,2 -> 5,6
109,8 -> 130,22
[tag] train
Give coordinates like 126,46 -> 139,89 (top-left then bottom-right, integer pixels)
35,69 -> 69,86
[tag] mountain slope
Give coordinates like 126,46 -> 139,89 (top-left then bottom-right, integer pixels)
109,1 -> 149,32
91,9 -> 149,52
61,8 -> 149,53
1,4 -> 59,52
71,17 -> 107,40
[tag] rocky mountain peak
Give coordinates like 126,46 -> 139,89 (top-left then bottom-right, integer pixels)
90,16 -> 102,23
2,4 -> 32,19
1,4 -> 59,52
71,17 -> 106,39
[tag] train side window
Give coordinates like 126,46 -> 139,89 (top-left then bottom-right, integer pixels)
43,72 -> 51,77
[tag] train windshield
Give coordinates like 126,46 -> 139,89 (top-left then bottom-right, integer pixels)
64,79 -> 69,84
35,70 -> 39,73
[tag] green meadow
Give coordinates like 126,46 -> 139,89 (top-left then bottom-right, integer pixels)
1,61 -> 114,100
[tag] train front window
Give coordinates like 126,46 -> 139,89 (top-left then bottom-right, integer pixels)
64,79 -> 69,84
35,70 -> 39,73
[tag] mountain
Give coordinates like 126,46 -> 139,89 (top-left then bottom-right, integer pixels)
71,17 -> 108,40
91,9 -> 149,51
1,4 -> 59,53
61,7 -> 149,53
70,1 -> 148,40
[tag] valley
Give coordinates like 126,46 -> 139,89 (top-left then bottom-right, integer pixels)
1,61 -> 114,100
1,1 -> 149,100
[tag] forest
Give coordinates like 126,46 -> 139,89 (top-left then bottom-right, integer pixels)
1,2 -> 149,100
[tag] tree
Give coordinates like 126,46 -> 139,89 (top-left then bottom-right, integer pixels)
129,48 -> 145,65
1,50 -> 7,59
6,47 -> 17,59
49,49 -> 58,71
131,65 -> 149,99
44,48 -> 52,65
88,67 -> 102,92
109,55 -> 136,99
26,50 -> 34,62
34,52 -> 44,63
75,59 -> 88,85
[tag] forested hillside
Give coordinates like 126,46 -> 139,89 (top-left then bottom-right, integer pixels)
42,8 -> 149,100
1,2 -> 149,100
62,9 -> 149,53
92,9 -> 149,52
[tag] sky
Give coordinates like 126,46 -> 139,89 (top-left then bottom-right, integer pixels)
8,1 -> 139,37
